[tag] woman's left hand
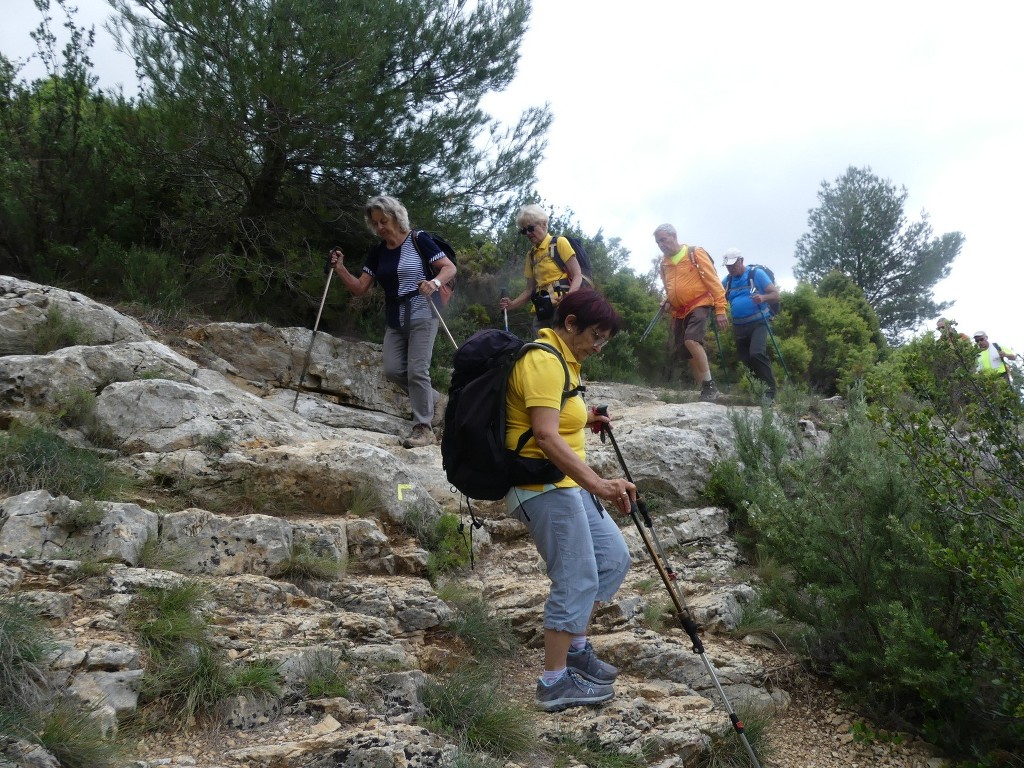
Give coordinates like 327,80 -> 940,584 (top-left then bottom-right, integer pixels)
418,279 -> 438,297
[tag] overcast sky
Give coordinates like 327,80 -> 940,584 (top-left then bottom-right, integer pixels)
3,0 -> 1022,347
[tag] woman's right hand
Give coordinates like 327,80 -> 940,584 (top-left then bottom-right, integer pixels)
595,478 -> 637,515
499,297 -> 512,310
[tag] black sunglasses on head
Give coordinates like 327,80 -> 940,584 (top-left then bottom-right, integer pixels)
519,224 -> 537,236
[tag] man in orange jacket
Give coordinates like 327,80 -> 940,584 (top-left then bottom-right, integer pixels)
654,224 -> 728,401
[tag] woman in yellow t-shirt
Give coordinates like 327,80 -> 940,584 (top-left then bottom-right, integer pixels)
499,204 -> 584,331
505,288 -> 635,712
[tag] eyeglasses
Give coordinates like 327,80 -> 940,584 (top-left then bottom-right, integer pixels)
974,336 -> 985,341
518,224 -> 537,236
588,327 -> 611,349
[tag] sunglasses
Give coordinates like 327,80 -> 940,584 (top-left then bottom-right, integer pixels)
518,224 -> 538,236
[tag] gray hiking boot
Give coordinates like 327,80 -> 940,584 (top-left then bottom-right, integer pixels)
535,668 -> 614,713
402,423 -> 435,449
566,641 -> 618,684
699,380 -> 720,402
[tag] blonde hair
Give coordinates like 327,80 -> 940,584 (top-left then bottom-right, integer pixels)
364,195 -> 410,234
516,204 -> 548,228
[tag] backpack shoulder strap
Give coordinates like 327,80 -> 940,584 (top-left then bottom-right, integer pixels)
548,236 -> 568,273
510,341 -> 582,454
410,229 -> 434,280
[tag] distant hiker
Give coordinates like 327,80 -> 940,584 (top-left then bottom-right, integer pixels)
505,288 -> 634,712
973,330 -> 1017,383
653,224 -> 728,401
500,204 -> 585,330
721,248 -> 779,400
936,317 -> 969,342
329,195 -> 456,448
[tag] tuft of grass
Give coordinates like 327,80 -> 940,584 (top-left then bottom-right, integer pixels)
346,483 -> 383,518
135,535 -> 188,572
0,597 -> 54,710
401,508 -> 469,581
141,642 -> 232,723
299,649 -> 350,699
36,696 -> 121,768
550,733 -> 649,768
419,665 -> 535,757
196,429 -> 232,455
1,600 -> 121,765
278,539 -> 344,583
437,583 -> 518,660
641,597 -> 674,634
125,580 -> 210,658
728,598 -> 807,652
0,423 -> 127,500
28,306 -> 94,354
693,706 -> 774,768
227,659 -> 282,699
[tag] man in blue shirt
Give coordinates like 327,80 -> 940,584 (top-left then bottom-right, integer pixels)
721,248 -> 780,400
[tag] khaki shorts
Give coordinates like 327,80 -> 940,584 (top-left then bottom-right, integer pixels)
672,305 -> 712,359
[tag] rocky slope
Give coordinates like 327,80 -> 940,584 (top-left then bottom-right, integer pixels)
0,276 -> 947,767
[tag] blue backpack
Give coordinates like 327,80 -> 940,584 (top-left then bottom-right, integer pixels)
723,264 -> 780,317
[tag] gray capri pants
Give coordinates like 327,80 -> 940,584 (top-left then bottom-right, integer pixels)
512,486 -> 632,634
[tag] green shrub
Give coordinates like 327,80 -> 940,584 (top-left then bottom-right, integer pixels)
419,665 -> 534,757
710,383 -> 1024,758
227,659 -> 282,699
0,597 -> 54,710
55,499 -> 106,534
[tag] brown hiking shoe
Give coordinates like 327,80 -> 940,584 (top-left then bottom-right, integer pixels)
402,423 -> 435,449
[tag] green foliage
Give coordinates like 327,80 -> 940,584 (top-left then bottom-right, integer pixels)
692,706 -> 773,768
126,580 -> 210,658
774,282 -> 884,395
401,510 -> 470,580
28,306 -> 94,353
299,649 -> 350,700
711,379 -> 1024,758
437,583 -> 518,660
105,0 -> 547,315
278,539 -> 344,583
549,733 -> 649,768
54,498 -> 105,534
126,579 -> 280,725
0,598 -> 120,766
0,422 -> 124,500
419,665 -> 535,757
36,696 -> 122,768
794,165 -> 962,342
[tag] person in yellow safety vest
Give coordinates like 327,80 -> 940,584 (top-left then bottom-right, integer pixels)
973,330 -> 1017,383
654,223 -> 728,401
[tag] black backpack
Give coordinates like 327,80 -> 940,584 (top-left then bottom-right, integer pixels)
441,329 -> 581,501
723,264 -> 780,317
547,234 -> 595,286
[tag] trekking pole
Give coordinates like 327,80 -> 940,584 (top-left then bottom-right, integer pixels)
500,286 -> 509,332
710,317 -> 728,386
428,294 -> 459,350
639,303 -> 666,343
759,307 -> 790,380
595,406 -> 764,768
291,250 -> 335,412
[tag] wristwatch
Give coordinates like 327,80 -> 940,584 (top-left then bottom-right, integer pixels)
432,278 -> 441,289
